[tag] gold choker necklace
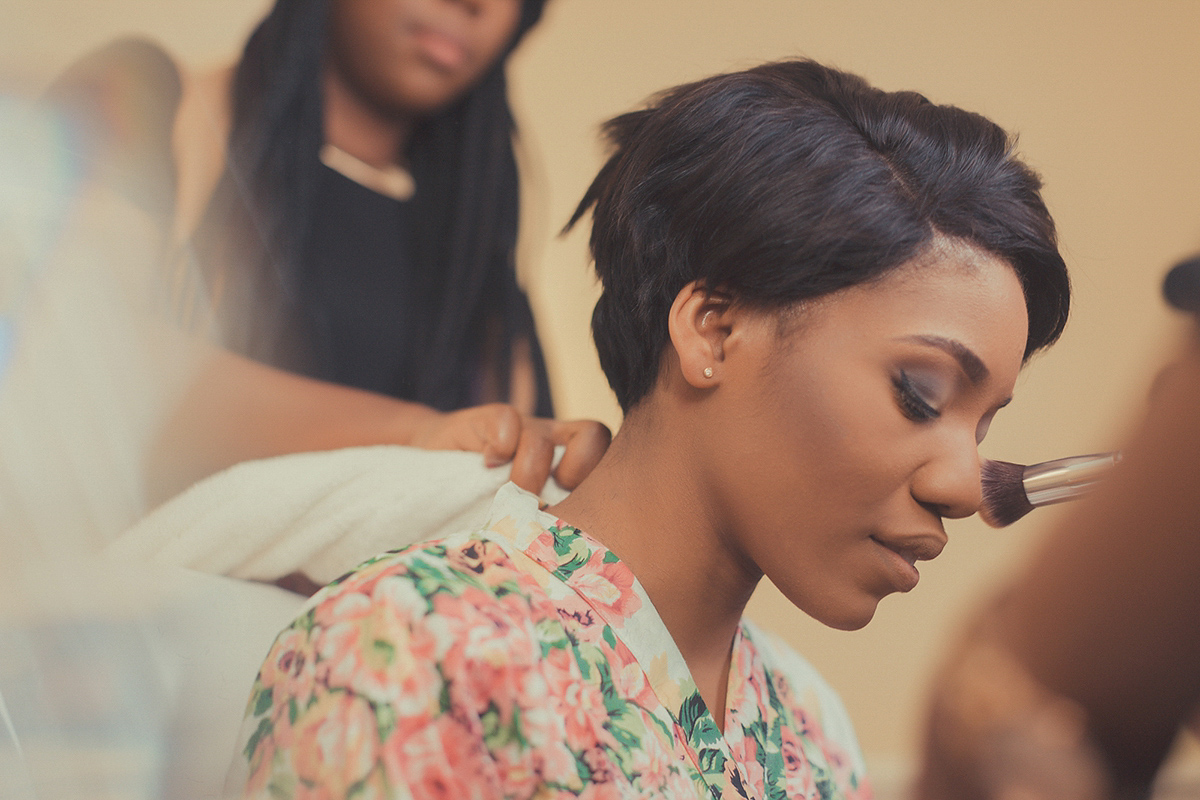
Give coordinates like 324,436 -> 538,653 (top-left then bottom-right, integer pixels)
319,143 -> 415,201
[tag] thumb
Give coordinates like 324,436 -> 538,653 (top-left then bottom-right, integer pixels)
479,404 -> 522,468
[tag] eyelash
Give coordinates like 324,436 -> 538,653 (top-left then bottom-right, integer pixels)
894,371 -> 940,422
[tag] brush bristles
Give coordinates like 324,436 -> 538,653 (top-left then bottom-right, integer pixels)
979,459 -> 1033,528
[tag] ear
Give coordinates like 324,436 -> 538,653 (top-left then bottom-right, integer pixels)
667,280 -> 737,389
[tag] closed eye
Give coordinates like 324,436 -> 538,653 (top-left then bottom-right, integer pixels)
894,371 -> 940,421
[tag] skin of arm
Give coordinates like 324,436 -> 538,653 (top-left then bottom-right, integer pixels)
147,346 -> 610,503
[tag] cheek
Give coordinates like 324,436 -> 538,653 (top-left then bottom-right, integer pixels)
770,368 -> 909,495
331,0 -> 396,55
732,371 -> 920,577
710,365 -> 911,629
478,1 -> 523,58
719,372 -> 892,543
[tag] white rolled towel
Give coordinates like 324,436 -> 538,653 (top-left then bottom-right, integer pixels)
107,445 -> 569,585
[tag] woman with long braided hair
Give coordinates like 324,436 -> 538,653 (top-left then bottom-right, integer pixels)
51,0 -> 609,504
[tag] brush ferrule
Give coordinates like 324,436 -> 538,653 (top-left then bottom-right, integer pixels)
1022,452 -> 1120,507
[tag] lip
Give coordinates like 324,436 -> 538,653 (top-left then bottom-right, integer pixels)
870,532 -> 945,593
411,23 -> 469,71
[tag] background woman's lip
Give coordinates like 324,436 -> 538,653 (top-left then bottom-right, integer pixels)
413,25 -> 469,70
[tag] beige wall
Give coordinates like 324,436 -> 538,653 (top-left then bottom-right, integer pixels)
6,0 -> 1200,780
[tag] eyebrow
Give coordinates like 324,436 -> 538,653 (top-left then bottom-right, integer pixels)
897,335 -> 989,384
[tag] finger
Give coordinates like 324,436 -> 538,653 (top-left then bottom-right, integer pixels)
479,404 -> 521,467
550,420 -> 612,490
508,419 -> 555,493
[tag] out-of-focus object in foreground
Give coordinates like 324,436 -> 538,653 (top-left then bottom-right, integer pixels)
916,258 -> 1200,799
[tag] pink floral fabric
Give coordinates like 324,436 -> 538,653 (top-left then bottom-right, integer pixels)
233,483 -> 871,799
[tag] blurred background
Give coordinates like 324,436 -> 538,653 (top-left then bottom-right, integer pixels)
3,0 -> 1199,793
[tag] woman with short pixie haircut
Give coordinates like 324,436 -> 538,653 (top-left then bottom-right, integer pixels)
232,58 -> 1069,799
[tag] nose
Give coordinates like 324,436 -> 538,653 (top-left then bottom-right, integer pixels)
912,433 -> 983,520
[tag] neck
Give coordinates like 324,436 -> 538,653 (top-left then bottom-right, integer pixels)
548,394 -> 762,728
322,67 -> 414,169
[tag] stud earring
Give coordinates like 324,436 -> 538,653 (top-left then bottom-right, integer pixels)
703,367 -> 713,379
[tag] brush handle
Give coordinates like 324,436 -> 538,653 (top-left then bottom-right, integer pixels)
1023,452 -> 1120,507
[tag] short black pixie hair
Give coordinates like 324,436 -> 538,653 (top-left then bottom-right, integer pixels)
567,59 -> 1070,412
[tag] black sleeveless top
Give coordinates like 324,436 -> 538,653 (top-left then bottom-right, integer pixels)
48,38 -> 554,415
296,164 -> 425,397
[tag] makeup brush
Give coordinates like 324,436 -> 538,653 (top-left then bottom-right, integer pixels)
979,452 -> 1121,528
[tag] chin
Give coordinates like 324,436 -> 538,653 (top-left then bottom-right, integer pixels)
801,595 -> 881,631
822,610 -> 876,632
375,74 -> 463,119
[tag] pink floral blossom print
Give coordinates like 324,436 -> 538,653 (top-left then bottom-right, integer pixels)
233,483 -> 872,799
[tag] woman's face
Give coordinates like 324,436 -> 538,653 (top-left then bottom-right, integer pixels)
327,0 -> 523,118
704,241 -> 1028,630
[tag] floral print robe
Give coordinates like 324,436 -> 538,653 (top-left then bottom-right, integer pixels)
231,483 -> 872,799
